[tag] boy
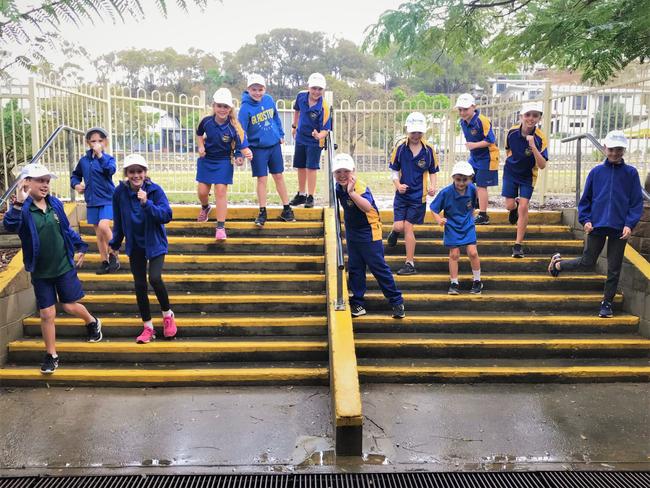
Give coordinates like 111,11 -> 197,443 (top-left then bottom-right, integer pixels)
429,162 -> 483,295
238,74 -> 295,226
456,93 -> 499,225
71,127 -> 119,274
289,72 -> 331,209
548,131 -> 643,318
503,102 -> 549,258
333,153 -> 405,318
3,163 -> 102,374
386,112 -> 439,275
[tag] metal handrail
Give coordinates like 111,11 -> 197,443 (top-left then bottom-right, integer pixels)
1,125 -> 85,209
326,125 -> 345,311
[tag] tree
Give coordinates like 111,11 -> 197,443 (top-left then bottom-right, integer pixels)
593,100 -> 631,138
0,99 -> 32,195
364,0 -> 650,84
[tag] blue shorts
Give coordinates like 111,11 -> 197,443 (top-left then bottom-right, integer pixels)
393,196 -> 426,225
473,168 -> 499,187
196,157 -> 233,185
32,267 -> 85,310
86,205 -> 113,225
502,174 -> 534,200
251,144 -> 284,177
293,143 -> 322,170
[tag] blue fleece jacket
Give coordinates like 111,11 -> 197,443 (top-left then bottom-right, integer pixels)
70,149 -> 116,206
3,195 -> 88,273
578,159 -> 644,231
238,92 -> 285,148
109,180 -> 172,259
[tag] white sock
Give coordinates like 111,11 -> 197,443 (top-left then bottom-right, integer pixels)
162,310 -> 173,318
472,269 -> 481,281
299,192 -> 307,196
143,320 -> 154,329
450,278 -> 459,285
51,353 -> 58,359
406,261 -> 414,266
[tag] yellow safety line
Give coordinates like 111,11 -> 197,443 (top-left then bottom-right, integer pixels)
346,238 -> 583,246
24,316 -> 328,327
358,365 -> 650,377
389,274 -> 604,282
81,220 -> 323,230
624,244 -> 650,281
170,206 -> 324,220
362,292 -> 622,302
378,209 -> 562,224
0,250 -> 25,296
77,273 -> 325,282
355,338 -> 650,349
81,294 -> 326,304
83,254 -> 324,263
163,236 -> 323,245
351,314 -> 638,325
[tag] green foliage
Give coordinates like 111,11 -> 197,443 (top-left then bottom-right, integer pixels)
1,99 -> 32,194
593,100 -> 631,138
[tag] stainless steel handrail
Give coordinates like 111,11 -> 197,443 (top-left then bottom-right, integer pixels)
326,125 -> 345,311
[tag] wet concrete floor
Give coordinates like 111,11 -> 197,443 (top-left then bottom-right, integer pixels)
0,383 -> 648,474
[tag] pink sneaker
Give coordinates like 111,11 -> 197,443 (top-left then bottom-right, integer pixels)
215,227 -> 227,241
136,326 -> 156,344
163,312 -> 177,339
197,205 -> 211,222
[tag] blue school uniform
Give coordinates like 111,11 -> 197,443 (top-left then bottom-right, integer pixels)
292,91 -> 332,170
196,115 -> 249,184
429,183 -> 479,248
389,138 -> 439,224
460,110 -> 499,187
502,124 -> 549,200
336,180 -> 403,308
109,180 -> 172,259
70,149 -> 116,223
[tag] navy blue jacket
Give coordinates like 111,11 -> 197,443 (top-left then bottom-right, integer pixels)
109,180 -> 172,259
70,149 -> 116,206
578,159 -> 644,231
238,92 -> 285,148
2,195 -> 88,273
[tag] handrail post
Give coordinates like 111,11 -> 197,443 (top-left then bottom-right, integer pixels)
65,129 -> 76,202
575,138 -> 582,207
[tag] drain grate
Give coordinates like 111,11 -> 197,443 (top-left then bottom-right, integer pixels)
0,472 -> 648,488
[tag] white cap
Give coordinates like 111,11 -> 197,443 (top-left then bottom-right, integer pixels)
451,161 -> 475,177
212,88 -> 234,107
123,154 -> 148,170
520,101 -> 543,115
405,112 -> 427,133
21,163 -> 57,179
454,93 -> 476,109
247,74 -> 266,88
308,72 -> 326,89
603,130 -> 628,149
331,153 -> 355,172
85,127 -> 108,139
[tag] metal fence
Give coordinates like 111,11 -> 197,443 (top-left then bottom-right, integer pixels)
2,76 -> 649,206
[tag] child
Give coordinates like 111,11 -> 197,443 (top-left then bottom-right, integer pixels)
195,87 -> 252,240
289,72 -> 332,209
503,102 -> 549,258
429,162 -> 483,295
548,131 -> 643,318
70,127 -> 119,274
333,153 -> 405,319
109,154 -> 177,343
386,112 -> 439,275
3,163 -> 102,374
456,93 -> 499,225
238,74 -> 295,226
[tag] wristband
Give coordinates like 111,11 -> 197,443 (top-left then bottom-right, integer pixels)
13,201 -> 24,207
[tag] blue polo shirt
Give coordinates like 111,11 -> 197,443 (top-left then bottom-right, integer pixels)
429,183 -> 478,247
460,110 -> 499,171
389,138 -> 439,204
196,116 -> 248,160
336,180 -> 383,243
293,91 -> 332,147
505,124 -> 549,185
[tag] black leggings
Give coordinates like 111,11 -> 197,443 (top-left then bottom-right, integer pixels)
129,247 -> 170,322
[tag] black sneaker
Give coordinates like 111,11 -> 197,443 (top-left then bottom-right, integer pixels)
86,316 -> 103,342
474,213 -> 490,225
599,300 -> 613,318
386,230 -> 399,247
448,282 -> 460,295
512,243 -> 525,258
96,260 -> 110,275
279,207 -> 296,222
289,193 -> 306,206
508,200 -> 519,225
255,209 -> 267,227
350,303 -> 367,317
548,253 -> 562,277
470,280 -> 483,294
391,303 -> 406,319
108,253 -> 120,273
40,354 -> 59,374
397,262 -> 416,275
304,195 -> 314,208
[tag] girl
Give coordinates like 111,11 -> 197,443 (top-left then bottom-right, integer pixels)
195,87 -> 252,240
109,154 -> 176,343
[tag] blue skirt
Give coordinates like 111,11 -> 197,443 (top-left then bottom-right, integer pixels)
196,157 -> 233,185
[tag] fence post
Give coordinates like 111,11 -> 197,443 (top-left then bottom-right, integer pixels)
575,139 -> 582,207
538,80 -> 553,205
104,82 -> 113,147
66,130 -> 76,202
446,109 -> 455,170
199,90 -> 207,111
28,77 -> 40,155
324,90 -> 334,206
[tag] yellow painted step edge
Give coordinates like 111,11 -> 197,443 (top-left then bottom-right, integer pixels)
84,254 -> 324,264
355,338 -> 650,349
81,220 -> 324,230
363,293 -> 622,302
389,274 -> 605,282
383,256 -> 573,263
24,316 -> 327,327
358,365 -> 650,378
346,239 -> 584,247
81,294 -> 326,304
77,273 -> 325,283
171,206 -> 324,220
351,315 -> 639,326
163,236 -> 323,245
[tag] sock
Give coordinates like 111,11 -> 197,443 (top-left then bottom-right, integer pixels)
162,310 -> 173,318
406,261 -> 414,266
259,207 -> 266,212
450,278 -> 459,285
299,192 -> 307,196
283,204 -> 290,211
50,353 -> 58,359
217,221 -> 225,229
143,320 -> 154,329
202,204 -> 210,209
472,269 -> 481,281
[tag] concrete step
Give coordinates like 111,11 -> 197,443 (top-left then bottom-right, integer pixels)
353,334 -> 650,359
23,315 -> 328,338
170,206 -> 323,221
8,338 -> 329,363
351,313 -> 640,334
377,209 -> 563,225
374,224 -> 573,239
382,256 -> 579,273
379,239 -> 583,255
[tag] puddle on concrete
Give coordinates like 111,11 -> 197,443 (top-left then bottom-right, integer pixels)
298,450 -> 388,467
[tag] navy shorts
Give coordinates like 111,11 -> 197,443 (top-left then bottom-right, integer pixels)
393,196 -> 426,225
293,143 -> 322,170
502,174 -> 534,199
251,144 -> 284,177
473,168 -> 499,187
32,267 -> 85,309
86,204 -> 113,225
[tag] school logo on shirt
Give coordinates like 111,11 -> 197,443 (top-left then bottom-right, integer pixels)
53,212 -> 60,223
417,159 -> 427,169
309,111 -> 319,121
466,201 -> 473,209
346,198 -> 355,207
470,129 -> 478,136
524,147 -> 533,157
222,135 -> 231,143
